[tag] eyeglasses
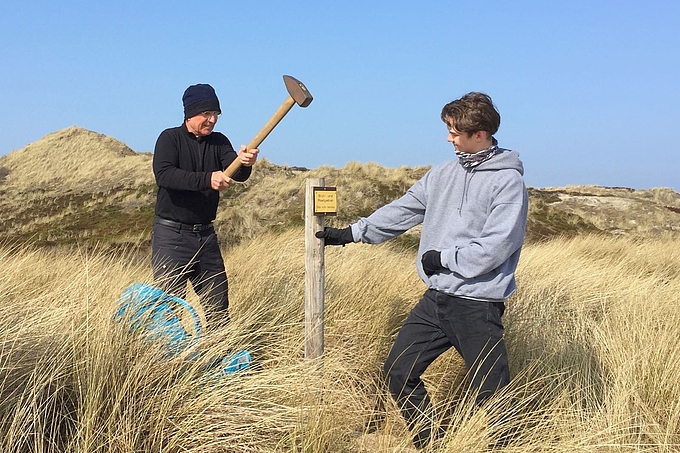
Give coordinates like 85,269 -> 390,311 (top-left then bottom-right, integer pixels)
199,111 -> 220,119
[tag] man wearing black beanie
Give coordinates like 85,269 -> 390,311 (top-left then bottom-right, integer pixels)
152,83 -> 259,325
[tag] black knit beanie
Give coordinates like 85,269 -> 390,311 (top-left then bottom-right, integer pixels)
182,84 -> 221,119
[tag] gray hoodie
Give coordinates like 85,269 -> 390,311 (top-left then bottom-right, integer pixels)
351,149 -> 528,302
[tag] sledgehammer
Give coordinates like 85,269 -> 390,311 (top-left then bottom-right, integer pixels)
224,75 -> 313,178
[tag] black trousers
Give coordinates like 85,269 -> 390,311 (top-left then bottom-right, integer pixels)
384,289 -> 510,448
151,221 -> 229,321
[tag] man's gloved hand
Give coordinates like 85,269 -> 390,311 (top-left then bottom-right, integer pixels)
421,250 -> 444,276
315,227 -> 354,246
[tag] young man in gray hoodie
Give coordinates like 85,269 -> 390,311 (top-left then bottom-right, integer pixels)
316,92 -> 528,449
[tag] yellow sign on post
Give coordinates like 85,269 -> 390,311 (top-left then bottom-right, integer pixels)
313,186 -> 337,216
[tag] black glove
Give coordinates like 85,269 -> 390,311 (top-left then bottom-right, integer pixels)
421,250 -> 444,276
315,227 -> 354,246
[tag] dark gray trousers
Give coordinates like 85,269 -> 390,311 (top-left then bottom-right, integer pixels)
384,289 -> 510,448
151,222 -> 229,321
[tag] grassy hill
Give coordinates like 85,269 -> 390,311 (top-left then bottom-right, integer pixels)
1,126 -> 678,248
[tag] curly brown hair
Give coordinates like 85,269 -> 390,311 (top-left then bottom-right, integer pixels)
440,92 -> 500,136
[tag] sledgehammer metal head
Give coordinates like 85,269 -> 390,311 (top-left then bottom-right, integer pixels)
224,75 -> 313,178
283,75 -> 313,107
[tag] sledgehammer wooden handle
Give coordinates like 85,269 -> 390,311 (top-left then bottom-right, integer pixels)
223,75 -> 313,179
223,97 -> 296,178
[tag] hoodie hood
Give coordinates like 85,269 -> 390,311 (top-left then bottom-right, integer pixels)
472,149 -> 524,175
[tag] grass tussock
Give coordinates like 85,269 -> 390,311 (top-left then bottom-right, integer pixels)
0,233 -> 679,452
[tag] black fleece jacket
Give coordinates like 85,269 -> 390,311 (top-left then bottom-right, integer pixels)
153,123 -> 252,224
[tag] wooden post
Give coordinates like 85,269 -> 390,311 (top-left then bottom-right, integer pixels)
305,178 -> 325,359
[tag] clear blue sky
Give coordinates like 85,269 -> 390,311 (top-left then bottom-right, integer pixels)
1,1 -> 678,190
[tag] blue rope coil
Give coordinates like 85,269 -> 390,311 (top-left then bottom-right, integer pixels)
115,283 -> 251,375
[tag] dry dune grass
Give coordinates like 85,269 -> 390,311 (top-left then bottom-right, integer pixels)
0,232 -> 679,452
503,235 -> 680,451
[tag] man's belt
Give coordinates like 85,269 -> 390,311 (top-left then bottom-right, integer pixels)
155,217 -> 213,232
